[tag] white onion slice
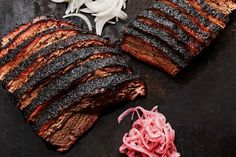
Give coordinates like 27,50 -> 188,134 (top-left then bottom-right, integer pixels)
63,13 -> 92,31
51,0 -> 128,35
51,0 -> 69,3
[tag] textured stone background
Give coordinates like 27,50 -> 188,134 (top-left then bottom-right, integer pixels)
0,0 -> 236,156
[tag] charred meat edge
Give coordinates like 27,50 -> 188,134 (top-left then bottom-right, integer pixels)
13,45 -> 113,103
0,27 -> 80,81
40,79 -> 145,136
16,46 -> 118,104
17,48 -> 120,109
122,35 -> 180,76
135,17 -> 192,59
151,1 -> 212,41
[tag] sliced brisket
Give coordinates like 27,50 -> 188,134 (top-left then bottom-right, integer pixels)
0,17 -> 145,152
158,0 -> 221,35
6,35 -> 108,95
0,17 -> 76,60
0,27 -> 80,81
0,16 -> 47,48
121,0 -> 235,76
137,10 -> 203,56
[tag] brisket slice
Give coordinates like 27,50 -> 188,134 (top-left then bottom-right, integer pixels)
204,0 -> 236,15
33,73 -> 144,131
0,17 -> 76,60
0,16 -> 47,48
138,10 -> 203,56
131,20 -> 190,60
121,27 -> 184,76
40,79 -> 144,152
5,35 -> 108,95
20,55 -> 129,119
13,44 -> 110,101
150,1 -> 212,44
0,27 -> 80,81
121,0 -> 235,76
16,47 -> 119,108
158,0 -> 221,35
25,66 -> 129,123
186,0 -> 229,27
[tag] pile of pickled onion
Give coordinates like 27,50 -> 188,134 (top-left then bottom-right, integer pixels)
51,0 -> 128,35
118,106 -> 180,157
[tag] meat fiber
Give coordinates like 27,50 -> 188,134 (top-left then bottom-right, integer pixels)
0,17 -> 145,152
121,0 -> 236,76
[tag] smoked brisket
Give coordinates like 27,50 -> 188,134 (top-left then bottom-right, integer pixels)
0,17 -> 145,152
121,0 -> 236,76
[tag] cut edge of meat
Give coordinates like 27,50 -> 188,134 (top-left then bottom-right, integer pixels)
38,79 -> 145,152
25,66 -> 130,122
205,0 -> 236,15
121,35 -> 180,76
0,25 -> 80,67
43,107 -> 100,152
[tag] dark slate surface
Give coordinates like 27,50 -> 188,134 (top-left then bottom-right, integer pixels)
0,0 -> 236,157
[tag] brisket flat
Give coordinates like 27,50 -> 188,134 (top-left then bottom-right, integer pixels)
121,0 -> 236,76
0,17 -> 145,152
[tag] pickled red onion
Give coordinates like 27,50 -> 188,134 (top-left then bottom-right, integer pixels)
118,106 -> 180,157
